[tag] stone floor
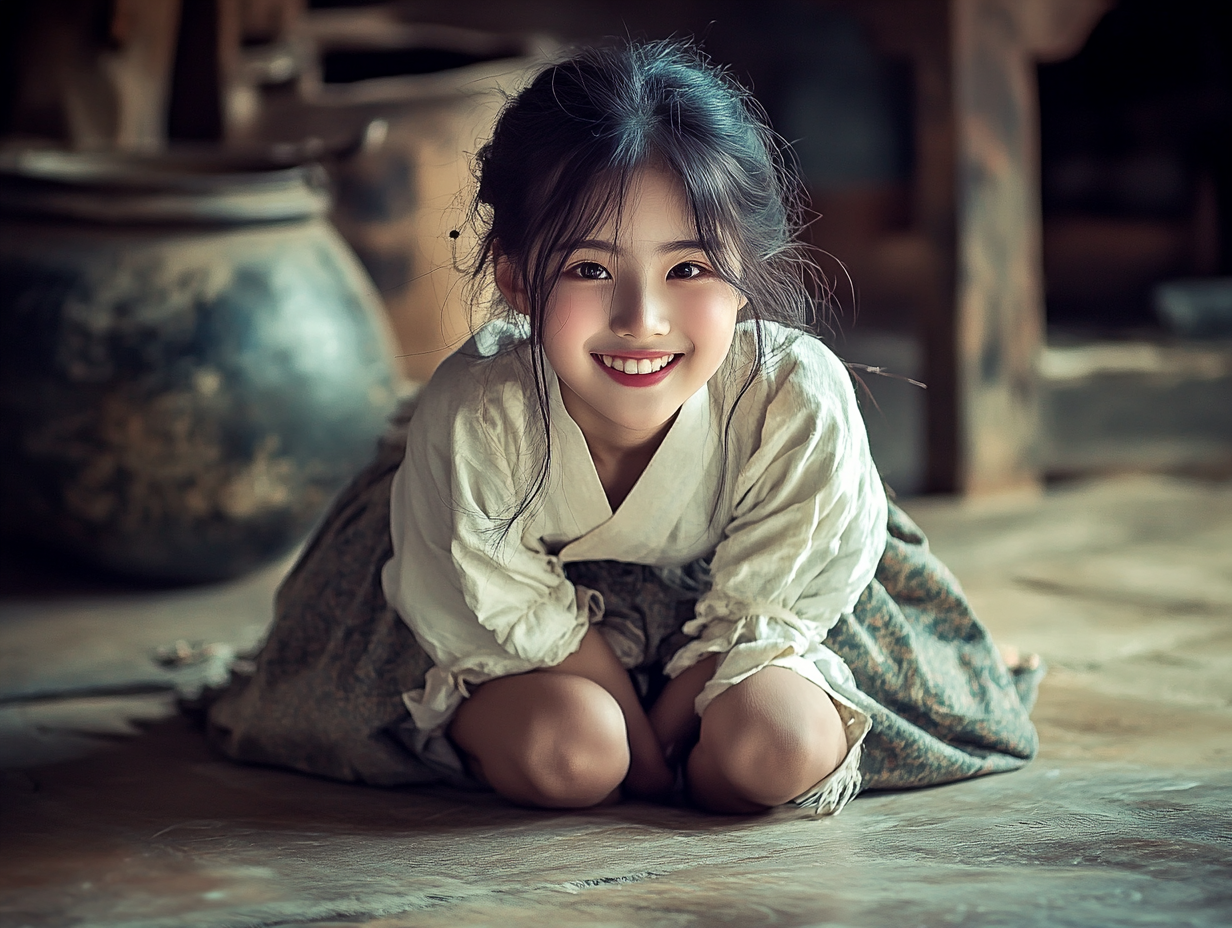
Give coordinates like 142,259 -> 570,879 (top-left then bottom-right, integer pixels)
2,474 -> 1231,928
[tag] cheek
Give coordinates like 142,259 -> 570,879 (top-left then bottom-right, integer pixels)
544,288 -> 596,342
542,288 -> 607,357
679,288 -> 740,369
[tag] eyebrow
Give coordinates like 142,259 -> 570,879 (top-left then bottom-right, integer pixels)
567,238 -> 709,257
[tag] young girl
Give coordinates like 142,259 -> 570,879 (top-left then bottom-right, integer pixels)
208,41 -> 1039,815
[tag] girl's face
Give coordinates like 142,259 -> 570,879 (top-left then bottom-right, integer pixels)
503,166 -> 745,450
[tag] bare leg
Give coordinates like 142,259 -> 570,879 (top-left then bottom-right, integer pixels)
450,672 -> 630,809
686,666 -> 848,814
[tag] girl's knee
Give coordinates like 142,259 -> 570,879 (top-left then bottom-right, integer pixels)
706,724 -> 838,807
697,670 -> 847,807
510,675 -> 630,808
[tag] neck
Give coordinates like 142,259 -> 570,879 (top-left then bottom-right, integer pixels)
557,384 -> 678,511
583,420 -> 674,511
581,415 -> 674,463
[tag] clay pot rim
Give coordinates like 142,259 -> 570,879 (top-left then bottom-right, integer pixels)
0,149 -> 331,224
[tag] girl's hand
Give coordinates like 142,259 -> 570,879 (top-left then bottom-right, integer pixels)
623,735 -> 675,801
546,627 -> 676,803
648,655 -> 716,767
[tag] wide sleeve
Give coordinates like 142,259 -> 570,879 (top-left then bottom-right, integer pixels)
663,337 -> 885,811
381,359 -> 602,735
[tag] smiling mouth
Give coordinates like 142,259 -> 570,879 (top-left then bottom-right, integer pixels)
596,353 -> 679,375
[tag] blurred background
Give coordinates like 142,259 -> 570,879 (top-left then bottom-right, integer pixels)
0,0 -> 1229,587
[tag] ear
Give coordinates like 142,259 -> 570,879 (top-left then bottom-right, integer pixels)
493,248 -> 530,317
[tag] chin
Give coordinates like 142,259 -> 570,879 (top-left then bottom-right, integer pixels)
610,408 -> 676,433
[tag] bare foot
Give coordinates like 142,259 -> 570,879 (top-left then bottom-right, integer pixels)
998,644 -> 1041,672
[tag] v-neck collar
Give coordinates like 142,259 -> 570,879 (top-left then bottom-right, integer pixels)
542,366 -> 712,562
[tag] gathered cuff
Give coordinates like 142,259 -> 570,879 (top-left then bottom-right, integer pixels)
479,580 -> 604,665
402,665 -> 466,736
527,583 -> 604,664
402,585 -> 606,736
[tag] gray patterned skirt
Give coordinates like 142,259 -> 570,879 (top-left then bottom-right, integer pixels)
207,423 -> 1042,797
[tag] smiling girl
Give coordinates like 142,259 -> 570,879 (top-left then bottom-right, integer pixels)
208,41 -> 1040,815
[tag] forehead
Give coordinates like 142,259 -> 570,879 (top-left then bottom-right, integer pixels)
585,166 -> 696,242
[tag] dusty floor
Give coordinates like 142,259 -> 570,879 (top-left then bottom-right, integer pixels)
2,474 -> 1231,928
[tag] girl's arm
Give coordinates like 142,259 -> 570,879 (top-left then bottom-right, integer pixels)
545,626 -> 675,800
648,655 -> 716,766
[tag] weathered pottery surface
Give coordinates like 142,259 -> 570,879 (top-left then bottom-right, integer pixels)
1,475 -> 1230,927
0,154 -> 399,582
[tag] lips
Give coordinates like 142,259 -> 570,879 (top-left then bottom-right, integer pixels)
593,352 -> 680,387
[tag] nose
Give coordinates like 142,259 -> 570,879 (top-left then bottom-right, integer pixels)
609,278 -> 670,340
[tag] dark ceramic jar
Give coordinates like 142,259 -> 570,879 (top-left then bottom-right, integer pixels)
0,151 -> 400,582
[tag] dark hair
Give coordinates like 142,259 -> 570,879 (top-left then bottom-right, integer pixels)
466,39 -> 820,535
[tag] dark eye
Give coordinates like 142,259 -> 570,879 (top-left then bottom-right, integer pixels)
668,262 -> 705,280
574,261 -> 611,280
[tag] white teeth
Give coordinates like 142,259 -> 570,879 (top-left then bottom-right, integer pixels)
600,354 -> 674,374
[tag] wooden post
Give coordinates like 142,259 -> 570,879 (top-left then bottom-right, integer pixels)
953,0 -> 1110,494
851,0 -> 1108,494
103,0 -> 185,150
167,0 -> 231,142
4,0 -> 182,151
167,0 -> 304,143
951,0 -> 1046,494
